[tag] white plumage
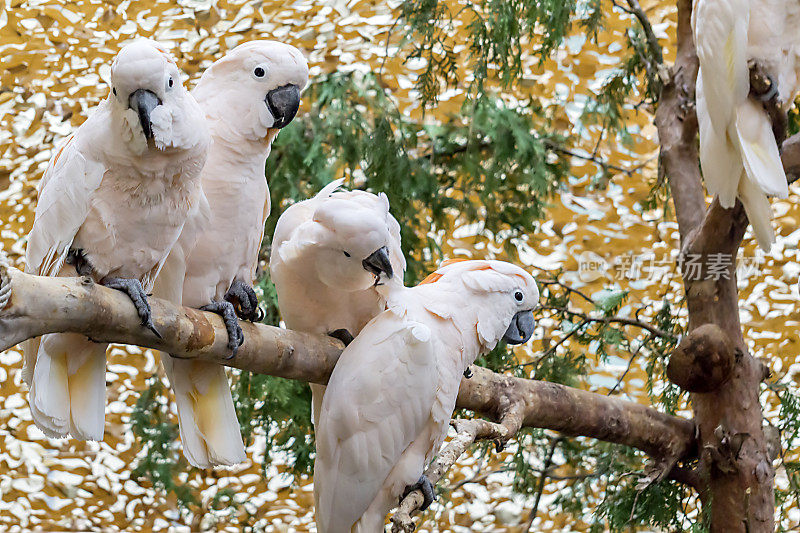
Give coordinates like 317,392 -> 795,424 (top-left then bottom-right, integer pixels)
270,180 -> 406,429
23,39 -> 210,440
693,0 -> 800,249
152,41 -> 309,468
313,259 -> 539,532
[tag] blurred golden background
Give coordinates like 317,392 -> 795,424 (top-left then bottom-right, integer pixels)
1,0 -> 799,530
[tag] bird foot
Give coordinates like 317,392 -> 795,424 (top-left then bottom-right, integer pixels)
201,300 -> 244,358
463,366 -> 473,379
101,276 -> 161,338
224,280 -> 262,321
401,474 -> 436,511
328,328 -> 355,347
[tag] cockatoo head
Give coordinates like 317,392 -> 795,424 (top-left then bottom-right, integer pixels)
421,259 -> 540,350
307,192 -> 401,292
110,39 -> 204,152
192,40 -> 309,143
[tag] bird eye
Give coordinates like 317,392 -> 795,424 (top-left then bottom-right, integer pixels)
112,88 -> 117,97
514,291 -> 524,302
168,77 -> 174,88
343,251 -> 351,258
254,67 -> 266,78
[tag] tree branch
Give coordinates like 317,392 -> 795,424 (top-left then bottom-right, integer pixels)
782,131 -> 800,184
0,264 -> 697,527
390,418 -> 511,532
623,0 -> 664,65
541,305 -> 677,340
655,0 -> 704,241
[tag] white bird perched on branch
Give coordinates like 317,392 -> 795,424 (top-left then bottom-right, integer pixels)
270,179 -> 406,429
22,39 -> 210,440
151,41 -> 309,468
313,259 -> 539,533
692,0 -> 800,250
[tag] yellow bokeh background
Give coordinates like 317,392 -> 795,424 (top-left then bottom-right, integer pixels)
1,0 -> 799,530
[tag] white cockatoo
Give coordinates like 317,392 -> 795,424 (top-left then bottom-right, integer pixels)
22,39 -> 210,440
151,41 -> 309,468
269,179 -> 406,429
313,259 -> 539,533
692,0 -> 800,250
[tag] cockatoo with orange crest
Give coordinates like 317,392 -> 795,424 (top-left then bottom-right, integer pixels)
270,179 -> 406,429
23,39 -> 210,441
313,259 -> 539,533
692,0 -> 800,250
152,41 -> 309,468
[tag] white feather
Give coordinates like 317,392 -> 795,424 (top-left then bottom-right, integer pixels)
152,40 -> 309,468
314,260 -> 539,532
23,39 -> 209,440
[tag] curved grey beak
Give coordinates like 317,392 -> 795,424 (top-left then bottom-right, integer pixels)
129,89 -> 161,141
362,246 -> 393,280
266,84 -> 301,129
503,310 -> 535,345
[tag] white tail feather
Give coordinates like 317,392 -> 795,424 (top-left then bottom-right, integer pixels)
736,99 -> 790,199
29,333 -> 107,440
738,173 -> 776,251
162,356 -> 246,468
696,71 -> 742,208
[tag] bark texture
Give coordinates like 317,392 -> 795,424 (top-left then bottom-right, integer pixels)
656,0 -> 777,528
0,262 -> 696,460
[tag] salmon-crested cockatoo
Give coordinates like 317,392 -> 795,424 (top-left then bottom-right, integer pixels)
270,179 -> 405,429
313,259 -> 539,533
692,0 -> 800,250
151,41 -> 308,468
22,39 -> 210,440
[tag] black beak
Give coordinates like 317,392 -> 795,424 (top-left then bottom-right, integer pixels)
265,84 -> 300,129
503,310 -> 535,345
128,89 -> 161,141
362,246 -> 393,280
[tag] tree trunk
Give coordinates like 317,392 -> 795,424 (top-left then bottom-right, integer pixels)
656,0 -> 775,528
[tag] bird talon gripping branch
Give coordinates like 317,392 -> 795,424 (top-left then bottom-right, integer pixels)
102,277 -> 161,337
401,475 -> 437,511
224,279 -> 261,322
200,300 -> 243,357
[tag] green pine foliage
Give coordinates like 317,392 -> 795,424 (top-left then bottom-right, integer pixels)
128,0 -> 753,529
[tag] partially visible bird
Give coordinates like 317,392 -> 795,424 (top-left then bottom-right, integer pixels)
152,40 -> 309,468
692,0 -> 800,250
270,179 -> 406,429
23,39 -> 210,440
313,259 -> 539,533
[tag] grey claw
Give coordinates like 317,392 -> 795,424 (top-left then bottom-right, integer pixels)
146,321 -> 163,339
328,328 -> 355,347
102,276 -> 159,335
225,280 -> 260,321
401,474 -> 436,511
201,300 -> 243,357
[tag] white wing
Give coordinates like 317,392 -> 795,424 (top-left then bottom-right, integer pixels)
693,0 -> 750,207
314,311 -> 437,533
736,98 -> 789,199
25,132 -> 106,276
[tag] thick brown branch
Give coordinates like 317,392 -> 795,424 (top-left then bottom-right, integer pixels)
0,264 -> 697,528
655,0 -> 704,241
457,365 -> 695,460
0,265 -> 696,457
781,131 -> 800,184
